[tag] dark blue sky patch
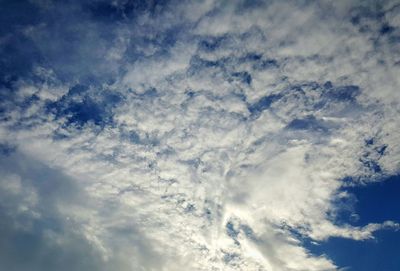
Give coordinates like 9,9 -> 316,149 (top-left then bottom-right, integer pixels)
0,32 -> 42,80
345,175 -> 400,226
329,191 -> 358,226
0,81 -> 16,116
61,98 -> 105,126
187,56 -> 226,75
198,36 -> 227,52
360,159 -> 382,173
307,175 -> 400,271
86,1 -> 127,22
252,58 -> 279,70
0,143 -> 16,156
380,23 -> 394,35
122,23 -> 186,65
30,25 -> 116,82
184,89 -> 196,98
358,138 -> 389,174
235,0 -> 266,13
365,137 -> 375,146
226,221 -> 239,239
119,0 -> 170,18
231,71 -> 252,85
323,81 -> 333,89
135,26 -> 180,56
0,0 -> 181,85
47,84 -> 122,128
376,145 -> 387,156
141,87 -> 158,98
0,0 -> 41,33
0,0 -> 43,76
240,52 -> 263,63
323,85 -> 360,102
349,4 -> 384,26
190,55 -> 223,69
248,94 -> 282,116
0,74 -> 19,91
348,3 -> 399,49
68,84 -> 89,96
286,115 -> 328,132
308,231 -> 400,271
365,137 -> 388,156
20,2 -> 123,83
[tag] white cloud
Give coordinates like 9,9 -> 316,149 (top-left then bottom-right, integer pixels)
1,0 -> 400,270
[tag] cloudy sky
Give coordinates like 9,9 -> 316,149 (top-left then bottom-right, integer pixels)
1,0 -> 400,270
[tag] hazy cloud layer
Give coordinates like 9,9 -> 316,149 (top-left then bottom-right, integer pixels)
1,0 -> 399,270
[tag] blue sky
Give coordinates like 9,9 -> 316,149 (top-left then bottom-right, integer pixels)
307,174 -> 400,270
0,0 -> 400,270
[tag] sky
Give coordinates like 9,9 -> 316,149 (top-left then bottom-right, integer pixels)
0,0 -> 399,270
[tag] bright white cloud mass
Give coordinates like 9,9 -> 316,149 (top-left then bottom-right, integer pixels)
0,0 -> 399,270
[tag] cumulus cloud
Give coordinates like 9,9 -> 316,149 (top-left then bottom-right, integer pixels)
0,0 -> 399,270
